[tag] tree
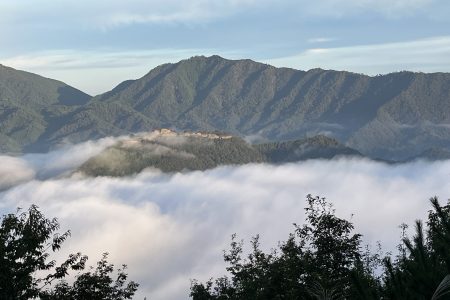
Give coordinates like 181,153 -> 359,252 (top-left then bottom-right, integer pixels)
383,197 -> 450,299
0,205 -> 138,299
41,253 -> 139,300
190,195 -> 450,299
190,195 -> 365,300
295,195 -> 362,294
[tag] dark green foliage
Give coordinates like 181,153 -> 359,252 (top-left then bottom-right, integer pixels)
0,64 -> 91,153
190,196 -> 450,300
295,196 -> 362,293
190,195 -> 367,300
79,135 -> 266,176
382,197 -> 450,299
349,243 -> 384,300
41,253 -> 139,300
256,135 -> 361,163
79,133 -> 361,176
0,205 -> 86,299
0,205 -> 138,299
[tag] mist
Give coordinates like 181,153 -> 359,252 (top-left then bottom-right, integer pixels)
0,138 -> 449,299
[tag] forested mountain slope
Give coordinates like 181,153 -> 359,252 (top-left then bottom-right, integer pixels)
1,56 -> 449,160
0,64 -> 91,152
78,129 -> 361,176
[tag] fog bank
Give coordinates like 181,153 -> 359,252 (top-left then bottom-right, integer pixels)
0,140 -> 449,299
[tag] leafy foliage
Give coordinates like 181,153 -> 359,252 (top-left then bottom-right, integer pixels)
79,134 -> 360,176
190,195 -> 450,300
190,195 -> 366,299
0,205 -> 138,299
256,135 -> 361,163
41,253 -> 139,300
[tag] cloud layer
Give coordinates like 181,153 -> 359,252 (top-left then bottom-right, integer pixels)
0,139 -> 449,299
0,0 -> 437,29
267,36 -> 450,74
1,0 -> 448,94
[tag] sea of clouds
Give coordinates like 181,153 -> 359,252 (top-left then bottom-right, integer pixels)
0,137 -> 449,299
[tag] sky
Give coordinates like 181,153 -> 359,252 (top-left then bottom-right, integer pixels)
1,138 -> 450,299
0,0 -> 450,95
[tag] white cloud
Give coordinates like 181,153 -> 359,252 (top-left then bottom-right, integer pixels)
0,156 -> 35,190
0,1 -> 446,95
23,137 -> 120,179
1,140 -> 449,299
0,136 -> 118,188
307,37 -> 336,44
0,0 -> 263,29
303,0 -> 435,18
0,0 -> 440,32
98,0 -> 260,28
267,36 -> 450,74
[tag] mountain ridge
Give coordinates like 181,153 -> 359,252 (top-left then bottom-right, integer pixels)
1,55 -> 450,160
0,64 -> 91,152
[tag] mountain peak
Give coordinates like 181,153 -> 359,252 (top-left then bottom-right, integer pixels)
2,57 -> 450,160
186,55 -> 226,61
181,55 -> 265,66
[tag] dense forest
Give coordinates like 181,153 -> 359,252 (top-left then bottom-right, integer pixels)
2,195 -> 450,299
79,136 -> 265,176
2,56 -> 450,161
79,132 -> 360,176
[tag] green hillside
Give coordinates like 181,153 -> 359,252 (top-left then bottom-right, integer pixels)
78,130 -> 361,176
0,64 -> 91,152
256,135 -> 361,163
89,56 -> 450,160
1,56 -> 450,160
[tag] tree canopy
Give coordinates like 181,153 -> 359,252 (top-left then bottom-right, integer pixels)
0,205 -> 138,299
190,195 -> 450,300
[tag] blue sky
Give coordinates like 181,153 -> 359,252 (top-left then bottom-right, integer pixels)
0,0 -> 449,95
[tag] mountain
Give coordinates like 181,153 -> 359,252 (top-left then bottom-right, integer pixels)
0,64 -> 91,152
92,55 -> 450,160
255,135 -> 361,163
405,147 -> 450,161
78,129 -> 361,176
1,56 -> 450,161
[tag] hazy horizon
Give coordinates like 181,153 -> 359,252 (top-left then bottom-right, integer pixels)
1,0 -> 449,94
4,53 -> 450,96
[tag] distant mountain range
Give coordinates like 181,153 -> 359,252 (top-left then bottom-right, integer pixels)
78,129 -> 361,176
1,55 -> 450,161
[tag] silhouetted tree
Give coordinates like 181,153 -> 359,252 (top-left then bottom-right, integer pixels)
190,195 -> 450,300
383,197 -> 450,299
0,205 -> 138,299
41,253 -> 139,300
190,195 -> 365,299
